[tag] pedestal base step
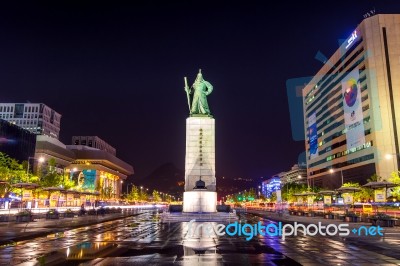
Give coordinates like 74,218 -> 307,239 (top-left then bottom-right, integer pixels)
161,211 -> 238,223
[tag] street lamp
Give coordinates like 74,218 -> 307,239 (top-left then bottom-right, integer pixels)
126,183 -> 133,195
26,156 -> 45,181
329,168 -> 344,186
385,154 -> 393,160
384,153 -> 400,175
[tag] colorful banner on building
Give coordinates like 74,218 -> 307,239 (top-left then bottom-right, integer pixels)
374,189 -> 386,202
307,112 -> 318,159
82,169 -> 96,190
341,68 -> 365,150
71,169 -> 96,190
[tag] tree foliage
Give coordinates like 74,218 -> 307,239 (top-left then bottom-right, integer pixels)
101,184 -> 114,199
152,190 -> 161,202
0,152 -> 38,196
126,185 -> 140,202
388,171 -> 400,199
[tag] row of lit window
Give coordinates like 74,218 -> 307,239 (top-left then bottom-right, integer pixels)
0,105 -> 40,113
309,153 -> 374,177
7,119 -> 38,125
0,113 -> 38,119
305,43 -> 364,109
306,113 -> 371,155
307,120 -> 371,157
309,140 -> 372,168
304,38 -> 363,103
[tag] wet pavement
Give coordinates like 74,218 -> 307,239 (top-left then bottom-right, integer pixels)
0,210 -> 400,265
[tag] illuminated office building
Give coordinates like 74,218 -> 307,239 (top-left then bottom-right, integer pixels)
303,14 -> 400,188
0,103 -> 61,139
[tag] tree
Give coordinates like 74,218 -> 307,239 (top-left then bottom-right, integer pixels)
367,174 -> 380,182
101,184 -> 114,199
0,152 -> 39,197
281,183 -> 309,202
61,178 -> 75,190
388,171 -> 400,199
39,158 -> 65,188
247,188 -> 256,200
152,190 -> 161,202
126,185 -> 140,202
139,189 -> 149,201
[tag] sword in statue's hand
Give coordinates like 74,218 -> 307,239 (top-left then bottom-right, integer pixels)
184,77 -> 191,113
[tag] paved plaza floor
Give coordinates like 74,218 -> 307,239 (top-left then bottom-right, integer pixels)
0,209 -> 399,265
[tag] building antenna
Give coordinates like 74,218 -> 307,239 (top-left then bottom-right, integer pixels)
363,7 -> 376,19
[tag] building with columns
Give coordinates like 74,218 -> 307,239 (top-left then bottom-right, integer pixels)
65,144 -> 133,199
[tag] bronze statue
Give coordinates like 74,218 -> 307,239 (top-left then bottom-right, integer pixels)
184,69 -> 213,115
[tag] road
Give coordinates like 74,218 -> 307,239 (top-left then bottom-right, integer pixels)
0,210 -> 399,265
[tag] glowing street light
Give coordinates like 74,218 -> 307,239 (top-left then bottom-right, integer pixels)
385,153 -> 394,160
26,156 -> 46,181
329,168 -> 343,186
297,175 -> 302,179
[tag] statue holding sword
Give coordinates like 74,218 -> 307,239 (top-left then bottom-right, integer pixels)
184,69 -> 213,115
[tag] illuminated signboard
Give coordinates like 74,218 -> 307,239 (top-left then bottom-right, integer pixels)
265,178 -> 281,197
345,30 -> 358,49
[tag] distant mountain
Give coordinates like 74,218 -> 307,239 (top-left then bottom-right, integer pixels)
129,163 -> 185,197
125,163 -> 260,200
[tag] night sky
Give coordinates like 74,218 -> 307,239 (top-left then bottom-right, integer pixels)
1,1 -> 399,183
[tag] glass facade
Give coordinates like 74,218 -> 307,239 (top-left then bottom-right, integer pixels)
0,119 -> 36,162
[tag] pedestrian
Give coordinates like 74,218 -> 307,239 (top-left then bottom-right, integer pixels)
80,203 -> 86,216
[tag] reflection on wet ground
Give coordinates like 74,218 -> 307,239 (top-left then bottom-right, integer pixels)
3,211 -> 400,265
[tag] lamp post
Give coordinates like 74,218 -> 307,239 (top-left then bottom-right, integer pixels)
26,156 -> 45,182
385,153 -> 400,174
126,183 -> 133,195
329,168 -> 344,186
385,153 -> 400,172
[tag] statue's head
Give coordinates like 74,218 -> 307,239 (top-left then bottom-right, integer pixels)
194,69 -> 203,85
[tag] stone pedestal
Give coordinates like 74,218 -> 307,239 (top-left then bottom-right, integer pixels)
183,191 -> 217,212
184,116 -> 216,191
